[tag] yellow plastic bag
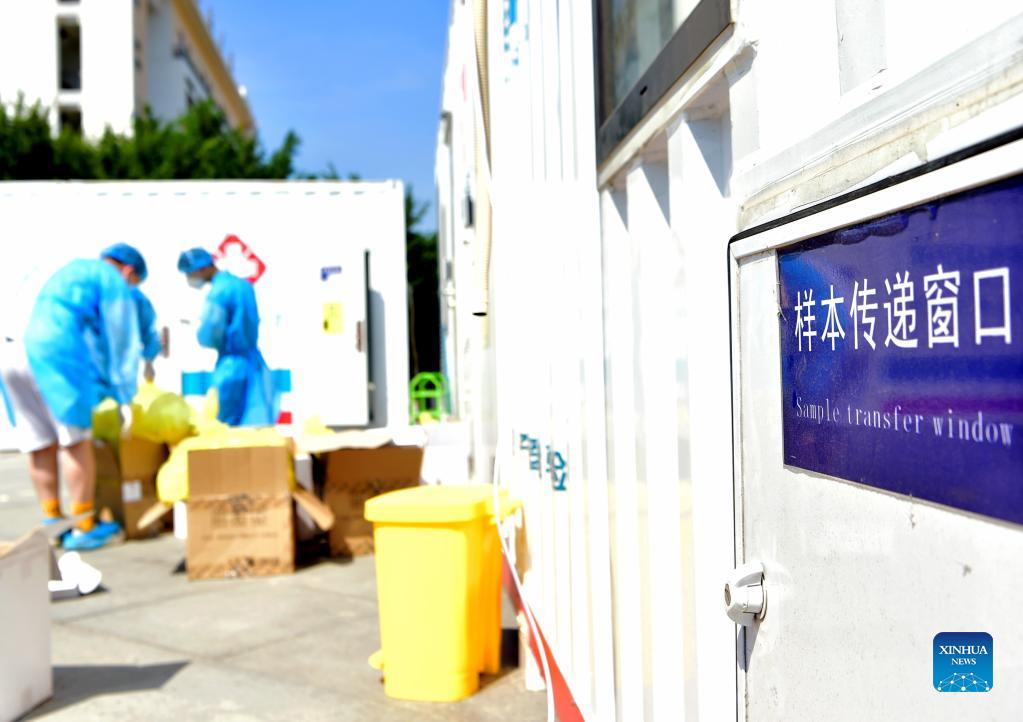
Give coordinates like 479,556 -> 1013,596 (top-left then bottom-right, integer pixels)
92,398 -> 121,445
156,426 -> 295,505
131,382 -> 194,445
191,389 -> 226,436
302,415 -> 332,435
92,383 -> 195,446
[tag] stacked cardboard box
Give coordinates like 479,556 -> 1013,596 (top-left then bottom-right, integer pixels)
93,438 -> 168,539
179,445 -> 334,580
297,430 -> 425,556
139,429 -> 424,577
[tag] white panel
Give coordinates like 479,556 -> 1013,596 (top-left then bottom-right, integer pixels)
883,1 -> 1021,80
581,207 -> 618,722
601,186 -> 646,721
667,110 -> 739,722
561,70 -> 597,722
629,157 -> 687,721
299,252 -> 368,427
625,164 -> 657,720
364,185 -> 411,427
745,0 -> 840,160
563,0 -> 618,715
538,0 -> 562,179
557,0 -> 578,179
525,0 -> 547,179
731,138 -> 1023,720
548,192 -> 575,680
581,212 -> 618,722
834,0 -> 886,94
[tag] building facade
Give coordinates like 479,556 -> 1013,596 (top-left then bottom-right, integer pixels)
438,1 -> 1023,720
0,0 -> 252,137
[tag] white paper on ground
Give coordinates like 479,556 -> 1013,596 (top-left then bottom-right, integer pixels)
48,552 -> 102,599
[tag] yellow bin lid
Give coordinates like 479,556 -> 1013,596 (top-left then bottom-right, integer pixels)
365,484 -> 491,524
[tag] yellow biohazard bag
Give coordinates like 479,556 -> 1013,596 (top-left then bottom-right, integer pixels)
92,383 -> 196,446
191,389 -> 225,436
92,398 -> 122,445
131,382 -> 194,445
156,425 -> 295,505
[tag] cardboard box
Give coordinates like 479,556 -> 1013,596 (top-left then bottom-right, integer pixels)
93,438 -> 168,540
292,452 -> 319,542
297,430 -> 424,556
185,445 -> 334,580
0,530 -> 53,721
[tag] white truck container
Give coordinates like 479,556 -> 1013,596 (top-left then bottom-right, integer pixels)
0,180 -> 409,448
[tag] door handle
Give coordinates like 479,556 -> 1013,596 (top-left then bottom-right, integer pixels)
724,561 -> 766,626
356,320 -> 365,353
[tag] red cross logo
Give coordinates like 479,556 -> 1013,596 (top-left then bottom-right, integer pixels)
213,235 -> 266,283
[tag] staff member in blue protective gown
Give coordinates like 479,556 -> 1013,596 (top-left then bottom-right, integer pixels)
177,248 -> 277,426
0,244 -> 146,551
132,286 -> 162,382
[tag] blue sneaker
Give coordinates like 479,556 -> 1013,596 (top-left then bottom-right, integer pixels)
63,521 -> 123,552
93,520 -> 124,541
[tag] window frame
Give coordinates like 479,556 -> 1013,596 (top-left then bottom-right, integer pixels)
593,0 -> 732,165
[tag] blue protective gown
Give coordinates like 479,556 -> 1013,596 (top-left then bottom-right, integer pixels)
132,288 -> 162,361
24,259 -> 141,428
197,271 -> 276,426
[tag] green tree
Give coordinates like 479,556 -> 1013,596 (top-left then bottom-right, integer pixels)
0,97 -> 298,180
0,97 -> 58,179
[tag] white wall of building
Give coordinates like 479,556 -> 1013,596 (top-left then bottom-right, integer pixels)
0,0 -> 249,137
0,1 -> 65,126
439,1 -> 1023,720
144,0 -> 183,121
79,0 -> 135,137
436,0 -> 489,474
144,0 -> 227,125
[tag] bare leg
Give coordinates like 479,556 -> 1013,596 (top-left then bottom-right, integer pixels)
28,444 -> 59,504
62,440 -> 95,507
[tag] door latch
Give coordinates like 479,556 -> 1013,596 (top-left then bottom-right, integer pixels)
724,561 -> 766,626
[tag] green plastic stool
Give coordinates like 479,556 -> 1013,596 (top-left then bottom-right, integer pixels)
409,372 -> 450,424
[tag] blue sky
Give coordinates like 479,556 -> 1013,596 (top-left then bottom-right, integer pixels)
204,1 -> 449,232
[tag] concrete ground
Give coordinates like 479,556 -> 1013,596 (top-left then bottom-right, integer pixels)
0,454 -> 548,721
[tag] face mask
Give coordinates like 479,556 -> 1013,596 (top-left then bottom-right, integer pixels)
187,276 -> 206,289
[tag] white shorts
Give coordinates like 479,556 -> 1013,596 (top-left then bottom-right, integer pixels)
0,340 -> 90,452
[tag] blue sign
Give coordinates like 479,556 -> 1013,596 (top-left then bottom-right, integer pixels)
320,265 -> 342,281
182,368 -> 292,395
518,432 -> 569,491
778,173 -> 1023,525
933,632 -> 993,692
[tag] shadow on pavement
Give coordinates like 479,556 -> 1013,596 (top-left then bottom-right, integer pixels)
27,661 -> 189,717
478,666 -> 515,691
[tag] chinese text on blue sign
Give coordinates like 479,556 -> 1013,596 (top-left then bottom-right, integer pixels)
778,173 -> 1022,524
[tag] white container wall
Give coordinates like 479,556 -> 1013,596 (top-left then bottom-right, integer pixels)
0,180 -> 408,447
440,1 -> 1023,720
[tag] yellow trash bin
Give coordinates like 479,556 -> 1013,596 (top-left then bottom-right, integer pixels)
364,484 -> 517,702
479,488 -> 519,675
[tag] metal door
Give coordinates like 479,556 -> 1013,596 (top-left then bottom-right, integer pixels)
728,135 -> 1023,720
293,250 -> 369,427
